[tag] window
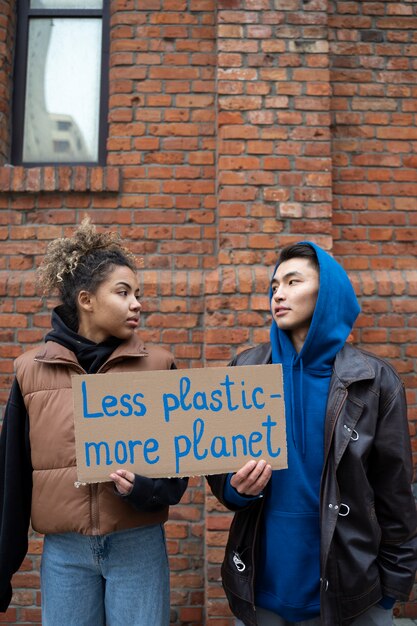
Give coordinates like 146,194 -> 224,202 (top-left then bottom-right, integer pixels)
12,0 -> 109,166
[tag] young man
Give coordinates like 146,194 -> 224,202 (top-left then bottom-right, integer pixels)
208,242 -> 417,626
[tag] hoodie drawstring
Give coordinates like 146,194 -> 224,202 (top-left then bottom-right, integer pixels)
289,355 -> 296,451
299,358 -> 306,457
288,355 -> 306,458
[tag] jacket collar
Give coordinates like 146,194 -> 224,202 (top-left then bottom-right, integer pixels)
34,333 -> 148,369
333,343 -> 375,387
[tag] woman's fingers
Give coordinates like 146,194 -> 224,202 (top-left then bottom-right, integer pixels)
109,469 -> 135,495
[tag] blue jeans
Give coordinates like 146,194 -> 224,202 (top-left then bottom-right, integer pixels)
41,524 -> 170,626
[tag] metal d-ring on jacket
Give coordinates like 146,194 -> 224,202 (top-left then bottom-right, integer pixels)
207,341 -> 417,626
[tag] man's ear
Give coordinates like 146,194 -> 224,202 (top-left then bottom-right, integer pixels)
78,290 -> 94,312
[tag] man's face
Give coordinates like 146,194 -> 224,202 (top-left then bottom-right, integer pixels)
271,257 -> 319,338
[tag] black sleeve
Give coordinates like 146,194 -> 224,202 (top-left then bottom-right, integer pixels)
206,473 -> 228,506
0,379 -> 32,612
125,476 -> 188,512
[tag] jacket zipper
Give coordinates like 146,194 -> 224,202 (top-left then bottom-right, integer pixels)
90,483 -> 99,534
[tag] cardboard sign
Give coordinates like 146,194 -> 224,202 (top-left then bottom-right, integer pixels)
72,364 -> 287,482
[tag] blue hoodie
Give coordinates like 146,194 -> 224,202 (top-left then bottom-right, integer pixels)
252,242 -> 360,620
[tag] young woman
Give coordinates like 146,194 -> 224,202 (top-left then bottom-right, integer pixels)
0,218 -> 187,625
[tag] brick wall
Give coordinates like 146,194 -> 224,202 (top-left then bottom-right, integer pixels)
330,1 -> 417,438
0,0 -> 416,624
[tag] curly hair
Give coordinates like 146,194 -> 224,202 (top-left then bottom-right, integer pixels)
37,217 -> 138,329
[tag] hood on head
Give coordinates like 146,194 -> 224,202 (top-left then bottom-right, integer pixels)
269,241 -> 360,371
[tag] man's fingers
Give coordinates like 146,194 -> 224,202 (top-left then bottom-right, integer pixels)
231,459 -> 272,495
233,459 -> 266,486
233,460 -> 258,482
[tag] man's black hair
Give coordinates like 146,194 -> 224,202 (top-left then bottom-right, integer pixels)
277,243 -> 319,270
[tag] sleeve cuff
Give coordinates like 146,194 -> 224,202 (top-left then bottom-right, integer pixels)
120,475 -> 155,508
223,473 -> 263,508
378,596 -> 396,609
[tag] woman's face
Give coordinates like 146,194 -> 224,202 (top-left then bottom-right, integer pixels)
77,265 -> 141,343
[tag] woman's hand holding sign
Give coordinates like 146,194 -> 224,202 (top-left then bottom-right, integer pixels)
230,459 -> 272,497
110,469 -> 135,495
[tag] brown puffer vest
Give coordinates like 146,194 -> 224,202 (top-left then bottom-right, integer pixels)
15,335 -> 175,536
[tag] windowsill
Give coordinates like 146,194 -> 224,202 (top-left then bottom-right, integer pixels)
0,165 -> 120,193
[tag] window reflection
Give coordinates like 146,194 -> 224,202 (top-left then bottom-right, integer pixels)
23,18 -> 102,163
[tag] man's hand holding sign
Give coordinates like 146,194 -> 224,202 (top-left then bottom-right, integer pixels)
230,459 -> 273,497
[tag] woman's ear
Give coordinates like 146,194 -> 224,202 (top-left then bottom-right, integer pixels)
77,290 -> 94,312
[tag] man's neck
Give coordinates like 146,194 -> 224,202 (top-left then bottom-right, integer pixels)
290,329 -> 309,354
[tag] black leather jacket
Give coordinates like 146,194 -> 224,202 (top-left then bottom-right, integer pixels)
208,342 -> 417,626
